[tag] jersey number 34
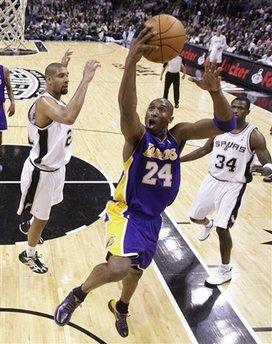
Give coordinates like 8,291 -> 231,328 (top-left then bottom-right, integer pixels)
215,154 -> 237,172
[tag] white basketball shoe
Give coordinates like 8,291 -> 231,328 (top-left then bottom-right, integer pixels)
205,266 -> 233,287
198,220 -> 214,241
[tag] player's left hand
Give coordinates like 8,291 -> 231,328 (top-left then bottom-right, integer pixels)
8,102 -> 15,117
189,65 -> 222,92
61,49 -> 73,67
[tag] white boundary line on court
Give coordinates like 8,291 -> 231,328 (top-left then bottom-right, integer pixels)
151,261 -> 198,344
0,180 -> 111,184
65,225 -> 88,235
164,209 -> 262,344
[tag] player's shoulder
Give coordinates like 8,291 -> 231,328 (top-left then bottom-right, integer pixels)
169,122 -> 187,141
249,127 -> 266,148
35,94 -> 60,110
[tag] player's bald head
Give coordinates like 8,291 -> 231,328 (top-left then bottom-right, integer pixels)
152,98 -> 174,116
45,63 -> 66,77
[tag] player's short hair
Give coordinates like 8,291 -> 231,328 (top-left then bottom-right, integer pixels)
45,63 -> 65,77
232,97 -> 251,110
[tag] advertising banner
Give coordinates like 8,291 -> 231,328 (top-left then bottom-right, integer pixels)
181,44 -> 272,94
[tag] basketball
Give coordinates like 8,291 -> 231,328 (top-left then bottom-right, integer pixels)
143,14 -> 186,63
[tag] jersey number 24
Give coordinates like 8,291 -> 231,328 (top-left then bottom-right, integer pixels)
142,161 -> 172,187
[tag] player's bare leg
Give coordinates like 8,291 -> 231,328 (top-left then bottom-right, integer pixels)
54,255 -> 131,327
205,227 -> 233,287
108,267 -> 143,337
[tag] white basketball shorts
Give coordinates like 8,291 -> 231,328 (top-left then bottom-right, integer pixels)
188,173 -> 247,229
17,159 -> 66,220
209,50 -> 223,64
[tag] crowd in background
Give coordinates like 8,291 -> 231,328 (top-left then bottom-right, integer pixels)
24,0 -> 272,65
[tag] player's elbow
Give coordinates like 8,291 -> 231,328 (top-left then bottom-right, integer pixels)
62,115 -> 75,125
66,117 -> 75,125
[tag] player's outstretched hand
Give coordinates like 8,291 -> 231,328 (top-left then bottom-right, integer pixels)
128,25 -> 158,63
189,65 -> 222,92
82,60 -> 101,83
61,49 -> 73,67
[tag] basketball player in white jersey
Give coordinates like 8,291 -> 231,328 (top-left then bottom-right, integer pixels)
208,28 -> 226,68
181,97 -> 272,286
17,59 -> 101,273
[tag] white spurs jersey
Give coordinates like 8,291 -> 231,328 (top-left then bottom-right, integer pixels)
28,92 -> 72,170
209,34 -> 226,52
209,124 -> 256,183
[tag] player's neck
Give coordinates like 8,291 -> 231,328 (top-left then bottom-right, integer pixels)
231,121 -> 248,133
46,89 -> 61,100
152,128 -> 168,141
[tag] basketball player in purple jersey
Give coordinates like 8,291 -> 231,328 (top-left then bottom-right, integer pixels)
55,26 -> 236,337
0,65 -> 15,154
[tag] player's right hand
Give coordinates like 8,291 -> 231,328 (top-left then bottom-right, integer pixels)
61,49 -> 73,67
128,25 -> 158,63
189,64 -> 222,92
82,60 -> 101,83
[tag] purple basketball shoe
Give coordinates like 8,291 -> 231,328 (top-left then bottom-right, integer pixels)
54,291 -> 82,326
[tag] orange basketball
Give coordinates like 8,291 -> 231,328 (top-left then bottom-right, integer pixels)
143,14 -> 186,63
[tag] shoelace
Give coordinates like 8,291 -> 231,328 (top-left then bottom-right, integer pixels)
116,310 -> 129,323
64,295 -> 80,313
33,253 -> 46,268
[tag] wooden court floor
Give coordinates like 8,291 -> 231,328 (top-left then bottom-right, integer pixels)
0,41 -> 271,343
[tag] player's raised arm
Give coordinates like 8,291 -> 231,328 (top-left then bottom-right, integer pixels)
118,26 -> 158,145
180,137 -> 214,162
36,60 -> 100,126
171,66 -> 235,142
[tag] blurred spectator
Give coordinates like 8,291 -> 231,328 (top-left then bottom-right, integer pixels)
208,28 -> 227,66
226,41 -> 236,53
24,0 -> 272,64
258,50 -> 272,66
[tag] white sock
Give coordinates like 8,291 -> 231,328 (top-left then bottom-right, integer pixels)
221,263 -> 231,271
29,217 -> 34,225
205,219 -> 213,228
26,245 -> 36,257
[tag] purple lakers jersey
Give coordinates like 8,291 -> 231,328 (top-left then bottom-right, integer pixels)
114,130 -> 181,217
0,65 -> 5,103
